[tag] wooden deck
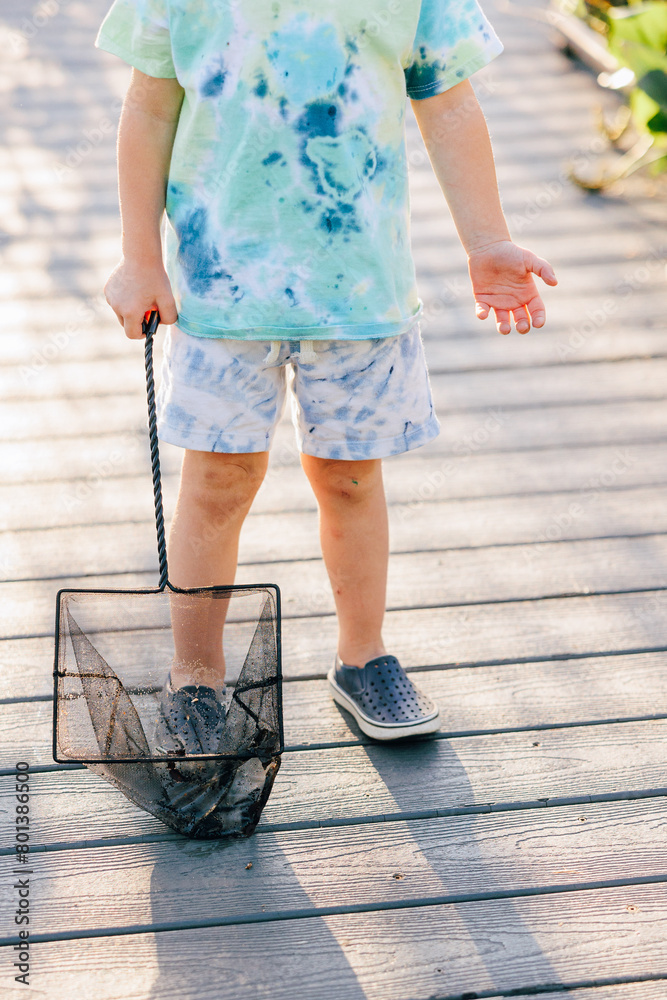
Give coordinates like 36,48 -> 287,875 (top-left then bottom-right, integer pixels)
2,0 -> 667,996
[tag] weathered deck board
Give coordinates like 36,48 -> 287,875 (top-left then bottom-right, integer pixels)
1,479 -> 665,550
3,536 -> 667,630
5,578 -> 665,698
526,988 -> 667,1000
1,885 -> 666,1000
6,144 -> 651,213
40,283 -> 654,340
0,438 -> 660,507
6,718 -> 667,844
2,172 -> 655,271
1,68 -> 623,118
4,396 -> 667,453
3,321 -> 667,375
1,799 -> 666,938
3,250 -> 665,311
3,590 -> 667,686
5,355 -> 667,403
0,226 -> 661,297
3,0 -> 667,993
3,203 -> 661,267
7,650 -> 667,758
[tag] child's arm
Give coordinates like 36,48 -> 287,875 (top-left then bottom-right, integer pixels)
104,69 -> 184,339
410,79 -> 557,335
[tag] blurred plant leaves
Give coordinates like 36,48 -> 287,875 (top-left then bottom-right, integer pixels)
607,2 -> 667,135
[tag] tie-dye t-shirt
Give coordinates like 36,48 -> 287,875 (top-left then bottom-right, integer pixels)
96,0 -> 503,341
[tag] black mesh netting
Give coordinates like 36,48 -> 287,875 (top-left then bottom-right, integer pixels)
53,585 -> 283,839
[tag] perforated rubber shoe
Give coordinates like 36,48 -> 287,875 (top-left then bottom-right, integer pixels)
327,654 -> 440,741
155,674 -> 228,756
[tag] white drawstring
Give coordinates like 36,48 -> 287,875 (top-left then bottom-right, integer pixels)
298,340 -> 318,364
264,340 -> 281,365
264,340 -> 318,364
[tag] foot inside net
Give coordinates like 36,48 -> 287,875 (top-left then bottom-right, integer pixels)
55,587 -> 282,839
154,674 -> 229,756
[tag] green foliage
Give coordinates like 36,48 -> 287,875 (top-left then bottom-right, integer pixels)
581,0 -> 667,140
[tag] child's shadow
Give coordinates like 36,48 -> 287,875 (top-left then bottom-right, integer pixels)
146,831 -> 368,999
146,727 -> 563,998
359,734 -> 565,995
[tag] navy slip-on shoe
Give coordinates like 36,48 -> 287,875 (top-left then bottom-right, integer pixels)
327,654 -> 440,741
155,674 -> 228,756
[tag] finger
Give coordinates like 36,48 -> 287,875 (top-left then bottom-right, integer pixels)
526,293 -> 547,329
156,293 -> 178,326
104,292 -> 126,328
512,306 -> 531,334
525,252 -> 558,286
493,308 -> 512,336
109,306 -> 126,328
123,311 -> 146,340
475,300 -> 490,321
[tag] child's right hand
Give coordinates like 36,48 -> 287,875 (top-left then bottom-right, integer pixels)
104,258 -> 178,339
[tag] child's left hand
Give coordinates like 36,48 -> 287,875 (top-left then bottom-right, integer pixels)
468,240 -> 557,335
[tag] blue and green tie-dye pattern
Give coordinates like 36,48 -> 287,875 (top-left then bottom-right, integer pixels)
96,0 -> 502,341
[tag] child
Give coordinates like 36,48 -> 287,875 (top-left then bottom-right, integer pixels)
97,0 -> 557,746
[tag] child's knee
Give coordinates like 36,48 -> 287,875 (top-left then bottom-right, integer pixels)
183,451 -> 268,517
302,455 -> 382,504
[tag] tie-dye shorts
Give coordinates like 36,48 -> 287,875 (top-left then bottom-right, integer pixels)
156,322 -> 440,461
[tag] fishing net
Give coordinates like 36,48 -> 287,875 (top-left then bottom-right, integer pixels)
53,313 -> 283,839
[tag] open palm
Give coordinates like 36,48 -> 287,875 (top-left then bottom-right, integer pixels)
468,240 -> 557,335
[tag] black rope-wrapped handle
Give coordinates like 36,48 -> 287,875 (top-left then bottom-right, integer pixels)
143,310 -> 169,589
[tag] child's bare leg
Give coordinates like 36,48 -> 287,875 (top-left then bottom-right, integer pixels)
301,455 -> 388,668
167,449 -> 268,687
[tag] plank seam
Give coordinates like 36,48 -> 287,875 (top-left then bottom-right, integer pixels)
5,527 -> 667,563
4,390 -> 667,446
2,386 -> 665,422
6,353 -> 667,381
7,472 -> 667,502
4,645 -> 667,708
5,705 -> 667,744
1,874 -> 666,947
2,788 -> 666,856
5,433 -> 667,467
4,591 -> 667,643
406,973 -> 667,1000
283,586 -> 667,620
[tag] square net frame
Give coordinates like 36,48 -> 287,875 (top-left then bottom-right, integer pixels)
51,312 -> 283,838
53,581 -> 283,765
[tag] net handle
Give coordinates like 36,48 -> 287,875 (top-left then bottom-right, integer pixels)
143,310 -> 169,589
